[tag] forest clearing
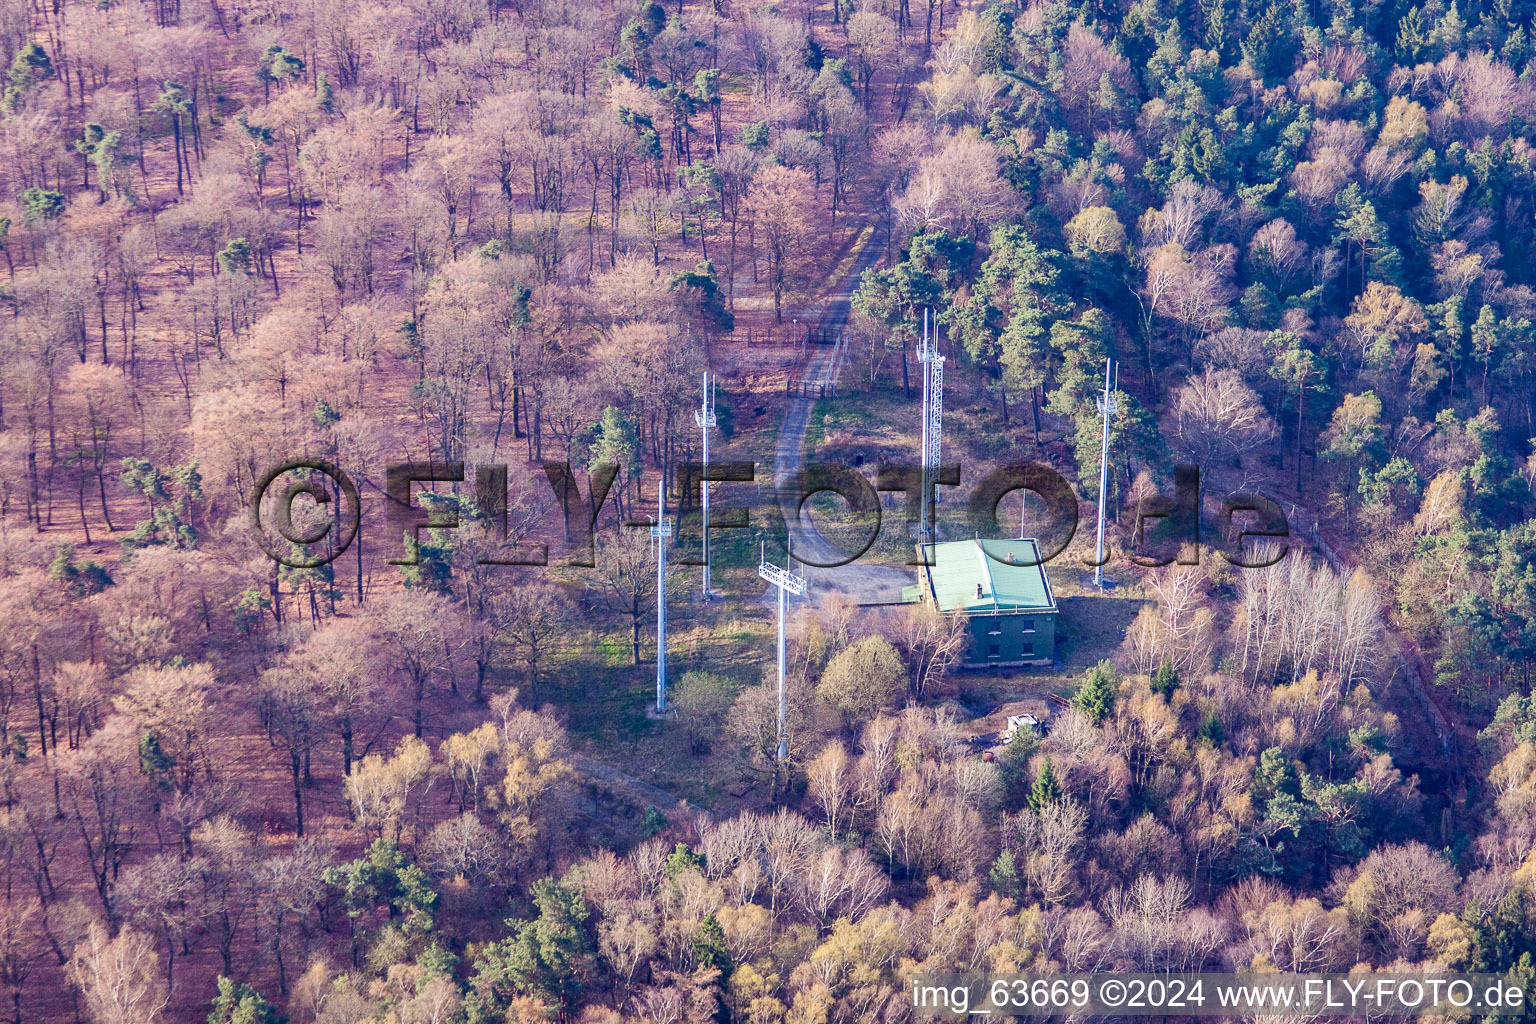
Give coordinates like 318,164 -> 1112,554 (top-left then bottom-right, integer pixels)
1,0 -> 1535,1019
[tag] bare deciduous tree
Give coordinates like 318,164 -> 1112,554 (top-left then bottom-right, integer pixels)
1234,550 -> 1382,689
68,923 -> 169,1024
744,165 -> 816,322
894,601 -> 968,700
1168,367 -> 1277,465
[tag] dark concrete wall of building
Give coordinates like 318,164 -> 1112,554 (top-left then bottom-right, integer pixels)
963,611 -> 1056,666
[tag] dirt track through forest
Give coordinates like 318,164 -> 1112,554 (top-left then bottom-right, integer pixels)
769,223 -> 916,607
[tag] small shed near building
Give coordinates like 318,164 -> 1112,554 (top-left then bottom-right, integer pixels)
904,538 -> 1058,668
1002,714 -> 1040,743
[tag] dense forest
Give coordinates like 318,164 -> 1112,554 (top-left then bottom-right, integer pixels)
2,0 -> 1536,1018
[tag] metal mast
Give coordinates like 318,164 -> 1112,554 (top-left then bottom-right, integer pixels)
694,371 -> 717,600
919,310 -> 930,542
651,486 -> 673,712
918,309 -> 945,543
758,541 -> 805,764
1094,358 -> 1118,588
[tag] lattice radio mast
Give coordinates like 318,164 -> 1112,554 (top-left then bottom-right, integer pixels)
918,309 -> 945,543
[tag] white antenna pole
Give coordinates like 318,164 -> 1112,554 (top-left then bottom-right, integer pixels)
776,547 -> 787,762
759,536 -> 806,766
1094,358 -> 1118,588
695,371 -> 717,601
651,485 -> 673,712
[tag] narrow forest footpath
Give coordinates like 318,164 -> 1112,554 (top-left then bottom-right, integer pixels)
770,221 -> 914,606
568,752 -> 708,818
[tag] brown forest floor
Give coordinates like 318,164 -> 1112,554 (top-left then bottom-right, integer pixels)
4,1 -> 977,1021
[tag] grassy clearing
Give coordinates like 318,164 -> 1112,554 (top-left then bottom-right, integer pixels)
1053,592 -> 1147,669
528,602 -> 778,811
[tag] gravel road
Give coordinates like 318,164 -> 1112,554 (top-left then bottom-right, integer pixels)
770,223 -> 916,607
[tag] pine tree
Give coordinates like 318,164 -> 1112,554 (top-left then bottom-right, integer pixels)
138,732 -> 176,790
665,842 -> 705,877
48,543 -> 112,597
1430,2 -> 1466,56
1073,660 -> 1119,724
852,230 -> 974,399
1028,755 -> 1062,809
693,68 -> 723,153
1471,304 -> 1502,407
467,879 -> 592,1019
1268,332 -> 1325,493
256,45 -> 304,99
1199,711 -> 1225,746
587,407 -> 642,518
997,727 -> 1037,808
155,82 -> 193,196
691,913 -> 731,975
953,224 -> 1064,427
1145,22 -> 1187,88
1335,186 -> 1404,288
2,40 -> 52,113
1204,0 -> 1230,54
989,849 -> 1023,898
218,238 -> 254,275
1241,5 -> 1296,83
324,838 -> 439,936
1397,7 -> 1427,61
18,187 -> 63,226
208,978 -> 285,1024
1254,746 -> 1299,802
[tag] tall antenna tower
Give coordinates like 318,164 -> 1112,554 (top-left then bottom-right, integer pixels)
918,309 -> 945,543
651,486 -> 673,713
758,540 -> 805,764
694,371 -> 717,600
1094,358 -> 1118,588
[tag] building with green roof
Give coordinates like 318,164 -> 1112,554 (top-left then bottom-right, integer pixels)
902,538 -> 1058,668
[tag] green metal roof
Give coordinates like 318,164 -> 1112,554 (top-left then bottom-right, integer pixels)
918,539 -> 1057,614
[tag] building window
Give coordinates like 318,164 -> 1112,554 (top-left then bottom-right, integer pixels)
1020,618 -> 1036,632
987,642 -> 1000,658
